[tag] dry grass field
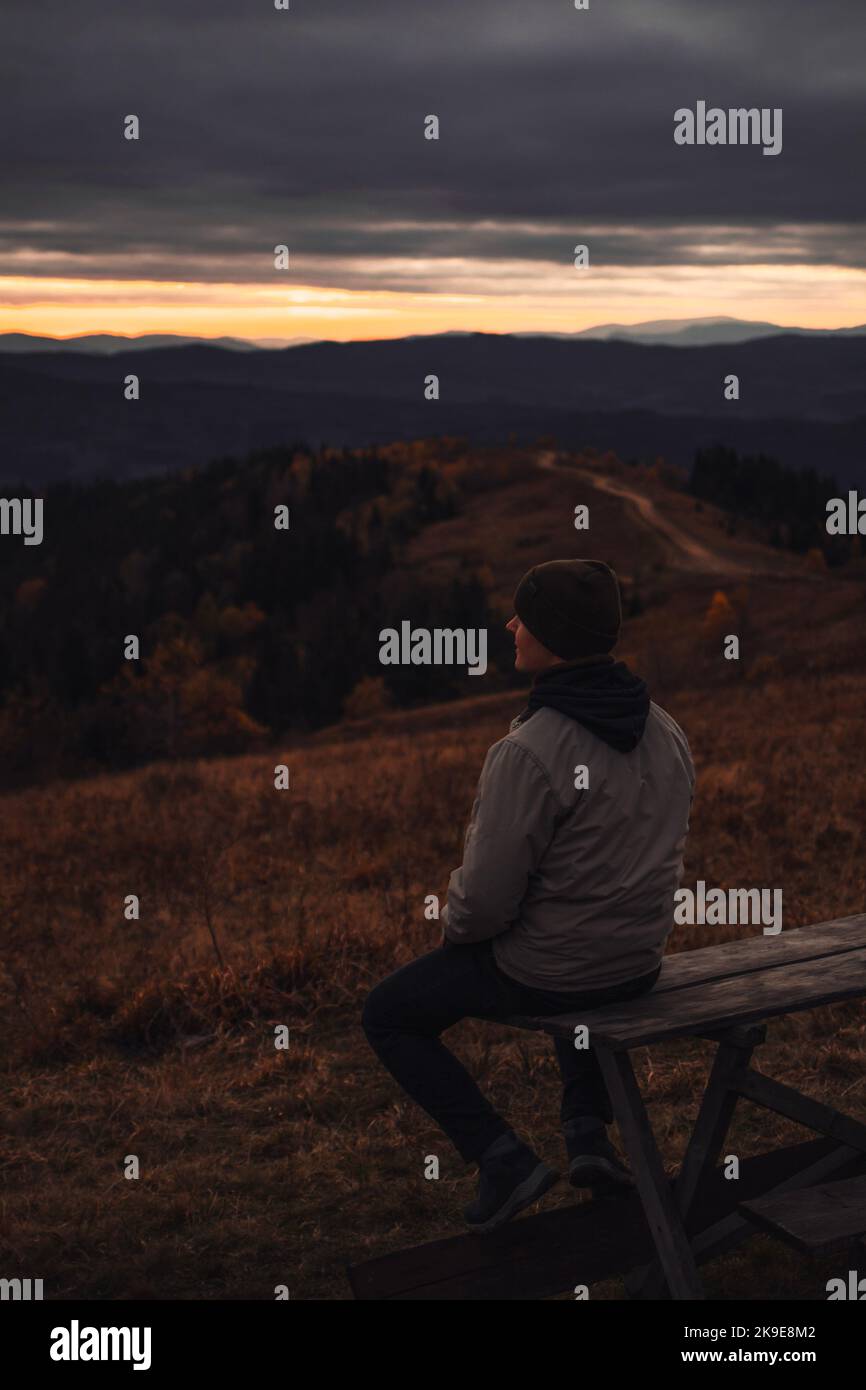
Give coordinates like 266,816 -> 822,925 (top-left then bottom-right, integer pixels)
2,449 -> 865,1300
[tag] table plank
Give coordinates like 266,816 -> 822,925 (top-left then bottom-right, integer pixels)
739,1174 -> 866,1255
641,914 -> 866,993
505,915 -> 866,1039
508,946 -> 866,1049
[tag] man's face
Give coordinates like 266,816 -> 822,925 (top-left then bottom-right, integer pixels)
506,615 -> 562,674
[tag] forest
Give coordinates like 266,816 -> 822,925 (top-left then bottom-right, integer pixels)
689,445 -> 849,558
0,438 -> 526,786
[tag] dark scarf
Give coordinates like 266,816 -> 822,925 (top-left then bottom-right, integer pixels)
515,655 -> 650,752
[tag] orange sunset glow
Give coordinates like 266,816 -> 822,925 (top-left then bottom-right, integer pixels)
3,260 -> 866,343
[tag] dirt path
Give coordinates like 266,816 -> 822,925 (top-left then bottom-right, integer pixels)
536,452 -> 803,580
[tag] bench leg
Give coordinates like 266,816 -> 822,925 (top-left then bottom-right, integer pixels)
625,1025 -> 764,1299
595,1044 -> 705,1300
734,1071 -> 866,1155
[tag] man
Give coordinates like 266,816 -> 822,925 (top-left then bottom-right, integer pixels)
362,558 -> 695,1233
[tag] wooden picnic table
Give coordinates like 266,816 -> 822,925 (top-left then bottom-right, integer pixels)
348,912 -> 866,1300
504,911 -> 866,1299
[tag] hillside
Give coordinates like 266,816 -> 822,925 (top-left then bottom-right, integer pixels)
0,439 -> 855,790
2,448 -> 865,1300
3,332 -> 866,485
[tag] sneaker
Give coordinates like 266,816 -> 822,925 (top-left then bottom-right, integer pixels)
463,1132 -> 560,1234
563,1119 -> 635,1196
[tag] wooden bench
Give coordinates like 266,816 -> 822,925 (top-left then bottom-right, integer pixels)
739,1173 -> 866,1256
346,1137 -> 866,1299
504,912 -> 866,1299
348,913 -> 866,1300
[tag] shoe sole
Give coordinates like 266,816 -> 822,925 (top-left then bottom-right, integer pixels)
568,1155 -> 635,1191
466,1163 -> 560,1235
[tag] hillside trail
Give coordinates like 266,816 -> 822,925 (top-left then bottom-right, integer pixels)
535,451 -> 820,582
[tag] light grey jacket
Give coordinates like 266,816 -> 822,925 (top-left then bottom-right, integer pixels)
441,701 -> 695,991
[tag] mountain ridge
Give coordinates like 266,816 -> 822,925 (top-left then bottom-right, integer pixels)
4,317 -> 866,356
2,332 -> 864,487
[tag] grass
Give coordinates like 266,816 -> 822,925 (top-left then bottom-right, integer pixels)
2,449 -> 865,1300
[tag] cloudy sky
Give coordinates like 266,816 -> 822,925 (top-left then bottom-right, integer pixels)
1,0 -> 864,342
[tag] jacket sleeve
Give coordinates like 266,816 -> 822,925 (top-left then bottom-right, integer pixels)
442,738 -> 565,944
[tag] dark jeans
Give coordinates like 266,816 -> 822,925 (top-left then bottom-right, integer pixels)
361,936 -> 661,1164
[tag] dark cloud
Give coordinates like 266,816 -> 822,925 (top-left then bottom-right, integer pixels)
0,0 -> 864,286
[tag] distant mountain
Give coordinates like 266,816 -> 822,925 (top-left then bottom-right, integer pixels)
5,318 -> 866,356
0,332 -> 321,354
1,330 -> 865,487
515,316 -> 866,347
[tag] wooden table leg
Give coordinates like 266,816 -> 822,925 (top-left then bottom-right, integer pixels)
625,1024 -> 766,1299
595,1044 -> 706,1299
734,1070 -> 866,1154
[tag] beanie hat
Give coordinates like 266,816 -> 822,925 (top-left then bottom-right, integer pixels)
513,559 -> 622,660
